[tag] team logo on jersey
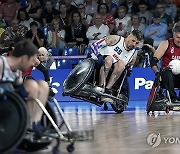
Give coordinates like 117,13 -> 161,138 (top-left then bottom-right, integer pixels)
170,47 -> 174,54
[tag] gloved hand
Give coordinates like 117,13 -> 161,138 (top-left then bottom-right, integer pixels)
155,72 -> 161,79
49,87 -> 55,97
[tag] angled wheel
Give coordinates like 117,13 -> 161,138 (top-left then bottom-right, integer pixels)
63,58 -> 95,94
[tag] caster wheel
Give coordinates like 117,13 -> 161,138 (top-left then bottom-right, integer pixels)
52,147 -> 60,154
104,103 -> 108,111
67,143 -> 75,153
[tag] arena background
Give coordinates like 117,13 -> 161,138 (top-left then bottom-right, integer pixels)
32,63 -> 156,111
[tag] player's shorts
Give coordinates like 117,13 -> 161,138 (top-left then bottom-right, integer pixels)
15,84 -> 28,100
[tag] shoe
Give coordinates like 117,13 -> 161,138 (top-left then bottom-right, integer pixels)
32,122 -> 44,133
101,88 -> 114,103
172,97 -> 180,104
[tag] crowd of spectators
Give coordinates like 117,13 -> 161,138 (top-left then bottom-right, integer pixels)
0,0 -> 180,67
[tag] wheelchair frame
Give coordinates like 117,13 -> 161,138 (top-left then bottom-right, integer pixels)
63,58 -> 129,113
0,82 -> 75,154
146,75 -> 180,114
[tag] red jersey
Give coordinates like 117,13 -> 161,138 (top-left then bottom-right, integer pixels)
22,67 -> 33,77
162,38 -> 180,68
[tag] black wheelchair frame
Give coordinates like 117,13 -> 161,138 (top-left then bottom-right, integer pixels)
63,58 -> 129,113
0,82 -> 75,154
146,73 -> 180,114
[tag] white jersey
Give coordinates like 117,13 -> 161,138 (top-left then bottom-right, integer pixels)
100,36 -> 135,65
0,56 -> 20,82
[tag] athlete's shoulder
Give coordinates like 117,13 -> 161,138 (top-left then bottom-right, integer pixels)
106,35 -> 121,46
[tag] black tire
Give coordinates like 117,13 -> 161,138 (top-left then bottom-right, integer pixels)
18,138 -> 52,152
67,143 -> 75,153
63,58 -> 95,94
111,94 -> 128,114
0,91 -> 28,153
111,103 -> 125,114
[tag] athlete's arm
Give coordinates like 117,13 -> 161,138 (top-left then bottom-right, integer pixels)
34,57 -> 40,67
151,40 -> 169,73
90,35 -> 120,55
33,57 -> 50,83
15,72 -> 23,85
105,35 -> 120,46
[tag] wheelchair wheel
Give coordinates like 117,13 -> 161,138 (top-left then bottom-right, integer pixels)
111,94 -> 128,114
0,91 -> 28,153
17,137 -> 52,152
63,58 -> 95,94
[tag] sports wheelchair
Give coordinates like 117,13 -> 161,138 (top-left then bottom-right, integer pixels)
0,82 -> 75,154
146,70 -> 180,114
63,58 -> 129,113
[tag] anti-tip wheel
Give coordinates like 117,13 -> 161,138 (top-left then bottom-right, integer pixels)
67,143 -> 75,153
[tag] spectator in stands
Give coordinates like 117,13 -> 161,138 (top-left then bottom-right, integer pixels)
38,46 -> 55,69
41,0 -> 59,27
85,0 -> 98,16
0,0 -> 21,25
25,0 -> 42,24
115,6 -> 131,37
156,3 -> 173,38
65,0 -> 78,14
86,13 -> 109,43
78,3 -> 93,28
144,13 -> 168,47
127,14 -> 145,39
17,8 -> 34,30
0,18 -> 7,29
3,19 -> 28,47
26,21 -> 44,48
138,1 -> 152,25
47,19 -> 66,56
146,0 -> 159,11
164,0 -> 177,22
120,0 -> 139,16
65,10 -> 89,47
72,0 -> 85,6
0,0 -> 7,6
97,3 -> 115,34
135,37 -> 154,67
174,10 -> 180,23
58,2 -> 69,28
104,0 -> 118,18
0,21 -> 5,46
